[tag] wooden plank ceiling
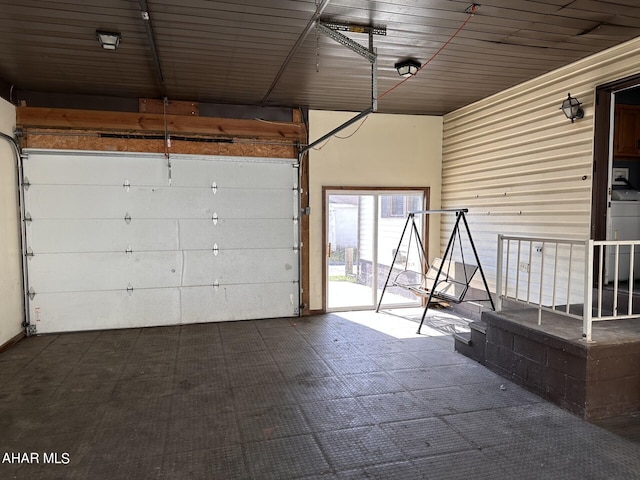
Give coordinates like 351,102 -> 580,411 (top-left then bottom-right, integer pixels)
1,0 -> 640,115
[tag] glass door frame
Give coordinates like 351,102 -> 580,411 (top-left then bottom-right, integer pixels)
322,186 -> 430,312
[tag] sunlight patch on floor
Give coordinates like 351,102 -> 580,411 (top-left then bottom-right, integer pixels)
334,308 -> 471,339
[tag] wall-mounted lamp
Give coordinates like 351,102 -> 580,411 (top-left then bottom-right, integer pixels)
395,59 -> 421,78
560,93 -> 584,123
96,30 -> 121,50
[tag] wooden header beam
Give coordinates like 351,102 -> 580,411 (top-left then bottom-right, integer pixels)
16,107 -> 305,140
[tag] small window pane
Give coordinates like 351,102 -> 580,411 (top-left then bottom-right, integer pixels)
380,195 -> 392,218
391,195 -> 405,217
408,195 -> 422,213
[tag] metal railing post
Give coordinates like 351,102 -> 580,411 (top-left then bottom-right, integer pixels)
538,241 -> 545,325
583,239 -> 594,342
496,234 -> 504,312
629,244 -> 635,316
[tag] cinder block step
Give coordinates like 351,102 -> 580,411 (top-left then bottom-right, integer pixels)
452,331 -> 472,346
469,321 -> 487,335
454,321 -> 487,365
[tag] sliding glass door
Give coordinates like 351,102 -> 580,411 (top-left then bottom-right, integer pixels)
325,189 -> 426,311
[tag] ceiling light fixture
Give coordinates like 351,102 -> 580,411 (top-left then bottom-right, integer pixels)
560,93 -> 584,123
96,30 -> 121,50
395,59 -> 421,78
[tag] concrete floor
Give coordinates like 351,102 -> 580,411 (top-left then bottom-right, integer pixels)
1,310 -> 640,479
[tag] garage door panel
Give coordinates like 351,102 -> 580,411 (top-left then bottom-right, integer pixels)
28,219 -> 179,253
181,284 -> 298,323
28,218 -> 296,254
29,252 -> 183,292
26,185 -> 213,220
178,219 -> 296,250
24,152 -> 167,186
171,157 -> 296,189
27,185 -> 294,220
182,249 -> 298,286
31,284 -> 297,333
29,289 -> 182,333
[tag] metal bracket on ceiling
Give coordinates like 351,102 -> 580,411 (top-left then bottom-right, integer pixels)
320,21 -> 386,36
316,20 -> 383,111
316,21 -> 378,64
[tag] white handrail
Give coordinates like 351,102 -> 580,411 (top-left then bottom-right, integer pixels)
496,235 -> 640,342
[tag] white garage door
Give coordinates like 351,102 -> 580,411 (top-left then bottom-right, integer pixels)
22,149 -> 300,333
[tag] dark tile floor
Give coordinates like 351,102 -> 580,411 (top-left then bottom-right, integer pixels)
1,311 -> 640,479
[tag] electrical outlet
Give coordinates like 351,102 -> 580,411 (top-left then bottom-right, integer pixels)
519,262 -> 530,273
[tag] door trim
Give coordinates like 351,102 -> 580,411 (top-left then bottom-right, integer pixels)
321,186 -> 430,312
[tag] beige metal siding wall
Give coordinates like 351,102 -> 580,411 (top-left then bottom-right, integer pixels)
442,37 -> 640,292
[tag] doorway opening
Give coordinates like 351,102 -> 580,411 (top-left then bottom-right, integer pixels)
593,76 -> 640,288
323,188 -> 429,312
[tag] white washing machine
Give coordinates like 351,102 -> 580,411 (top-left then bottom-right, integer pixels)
608,191 -> 640,282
